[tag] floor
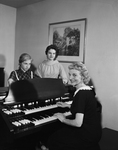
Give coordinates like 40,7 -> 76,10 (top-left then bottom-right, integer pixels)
99,128 -> 118,150
1,128 -> 118,150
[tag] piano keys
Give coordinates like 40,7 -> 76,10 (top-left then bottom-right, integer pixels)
0,78 -> 73,141
1,98 -> 72,133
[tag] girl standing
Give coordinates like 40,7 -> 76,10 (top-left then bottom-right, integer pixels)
36,45 -> 68,84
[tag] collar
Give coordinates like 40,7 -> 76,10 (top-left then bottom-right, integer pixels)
74,86 -> 92,97
44,60 -> 58,65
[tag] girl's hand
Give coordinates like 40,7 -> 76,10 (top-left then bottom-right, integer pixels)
54,113 -> 65,122
8,78 -> 14,86
63,79 -> 68,85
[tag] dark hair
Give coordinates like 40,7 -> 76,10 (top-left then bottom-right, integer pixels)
19,53 -> 32,64
45,44 -> 59,59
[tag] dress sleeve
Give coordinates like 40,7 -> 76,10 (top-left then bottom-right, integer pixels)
71,90 -> 87,114
8,71 -> 17,82
59,63 -> 68,83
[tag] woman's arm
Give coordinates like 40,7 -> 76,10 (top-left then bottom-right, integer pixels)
7,71 -> 16,85
35,65 -> 42,78
59,63 -> 68,84
54,112 -> 84,127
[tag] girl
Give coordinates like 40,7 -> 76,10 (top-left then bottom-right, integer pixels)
8,53 -> 37,85
36,45 -> 68,84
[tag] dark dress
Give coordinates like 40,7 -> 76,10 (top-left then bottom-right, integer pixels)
48,87 -> 102,150
9,68 -> 38,81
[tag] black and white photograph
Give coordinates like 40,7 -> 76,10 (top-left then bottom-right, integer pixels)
0,0 -> 118,150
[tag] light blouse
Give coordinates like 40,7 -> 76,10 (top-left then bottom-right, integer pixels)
36,60 -> 68,83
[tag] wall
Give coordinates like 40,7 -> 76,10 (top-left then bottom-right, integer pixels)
0,4 -> 16,86
15,0 -> 118,130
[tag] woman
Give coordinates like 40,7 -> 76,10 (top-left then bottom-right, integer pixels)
36,44 -> 68,84
8,53 -> 38,85
47,61 -> 102,150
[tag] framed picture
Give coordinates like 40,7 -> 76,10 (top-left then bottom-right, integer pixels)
48,18 -> 87,63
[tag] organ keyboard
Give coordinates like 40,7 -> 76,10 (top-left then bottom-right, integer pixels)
0,78 -> 73,142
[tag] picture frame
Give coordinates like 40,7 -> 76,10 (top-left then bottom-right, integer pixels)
48,18 -> 87,63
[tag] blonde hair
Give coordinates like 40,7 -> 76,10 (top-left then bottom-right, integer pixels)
19,53 -> 32,64
68,61 -> 90,84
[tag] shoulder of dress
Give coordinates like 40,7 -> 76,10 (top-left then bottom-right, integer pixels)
50,60 -> 60,66
79,86 -> 92,91
74,86 -> 92,96
10,71 -> 15,75
40,60 -> 46,64
55,60 -> 63,66
12,69 -> 18,73
43,60 -> 47,63
38,60 -> 46,67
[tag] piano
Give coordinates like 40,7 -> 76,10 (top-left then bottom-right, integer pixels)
0,78 -> 73,148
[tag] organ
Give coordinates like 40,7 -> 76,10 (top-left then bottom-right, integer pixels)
0,78 -> 73,148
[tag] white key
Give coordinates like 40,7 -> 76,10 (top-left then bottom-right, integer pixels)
32,111 -> 71,126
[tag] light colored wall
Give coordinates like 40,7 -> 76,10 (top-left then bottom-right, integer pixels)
14,0 -> 118,131
0,4 -> 16,86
